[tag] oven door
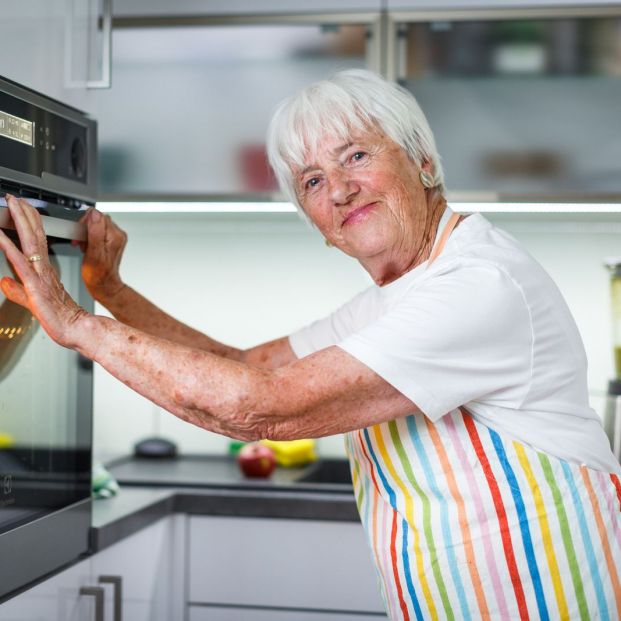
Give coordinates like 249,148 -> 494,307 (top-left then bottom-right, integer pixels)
0,206 -> 92,601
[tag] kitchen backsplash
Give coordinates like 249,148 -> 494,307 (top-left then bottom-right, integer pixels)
93,210 -> 619,463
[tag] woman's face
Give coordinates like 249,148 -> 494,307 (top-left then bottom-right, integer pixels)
293,126 -> 432,268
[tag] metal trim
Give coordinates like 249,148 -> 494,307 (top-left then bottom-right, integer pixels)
388,5 -> 621,23
112,11 -> 382,28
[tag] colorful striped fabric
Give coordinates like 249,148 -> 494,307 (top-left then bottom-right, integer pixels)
345,408 -> 621,621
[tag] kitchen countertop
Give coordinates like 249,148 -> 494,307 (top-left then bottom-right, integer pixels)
91,455 -> 358,552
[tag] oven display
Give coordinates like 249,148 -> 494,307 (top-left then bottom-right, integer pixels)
0,110 -> 33,147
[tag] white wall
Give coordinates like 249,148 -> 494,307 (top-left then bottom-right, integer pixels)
93,210 -> 620,463
93,212 -> 372,462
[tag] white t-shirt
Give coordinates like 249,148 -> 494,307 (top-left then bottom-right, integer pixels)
289,209 -> 620,473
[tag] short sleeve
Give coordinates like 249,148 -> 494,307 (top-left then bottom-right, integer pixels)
338,264 -> 533,421
289,286 -> 379,359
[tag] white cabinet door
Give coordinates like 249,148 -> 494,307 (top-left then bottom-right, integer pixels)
91,515 -> 184,621
188,516 -> 385,614
0,0 -> 105,109
0,515 -> 184,621
189,606 -> 388,621
0,557 -> 96,621
89,17 -> 378,197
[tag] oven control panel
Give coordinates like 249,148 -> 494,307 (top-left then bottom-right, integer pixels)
0,77 -> 96,204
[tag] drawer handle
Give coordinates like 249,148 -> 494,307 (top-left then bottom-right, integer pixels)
99,575 -> 123,621
79,586 -> 104,621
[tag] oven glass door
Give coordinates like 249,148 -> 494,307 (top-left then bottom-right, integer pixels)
0,226 -> 92,535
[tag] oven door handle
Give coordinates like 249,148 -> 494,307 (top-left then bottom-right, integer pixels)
0,206 -> 86,242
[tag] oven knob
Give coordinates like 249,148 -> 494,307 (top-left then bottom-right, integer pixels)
70,137 -> 86,178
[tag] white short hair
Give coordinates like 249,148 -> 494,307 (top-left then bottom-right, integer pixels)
266,69 -> 445,217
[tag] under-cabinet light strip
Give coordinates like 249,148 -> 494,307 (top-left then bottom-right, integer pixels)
455,202 -> 621,213
98,202 -> 297,213
97,201 -> 621,214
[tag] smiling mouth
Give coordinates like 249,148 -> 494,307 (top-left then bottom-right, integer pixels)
342,203 -> 377,226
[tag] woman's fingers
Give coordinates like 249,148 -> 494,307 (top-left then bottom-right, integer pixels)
72,208 -> 96,252
78,206 -> 95,224
84,209 -> 107,248
0,227 -> 33,282
5,195 -> 48,260
0,200 -> 88,348
0,276 -> 30,308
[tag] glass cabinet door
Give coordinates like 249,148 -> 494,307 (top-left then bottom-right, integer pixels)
390,10 -> 621,202
90,15 -> 380,198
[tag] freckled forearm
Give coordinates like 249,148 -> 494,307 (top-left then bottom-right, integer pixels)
97,284 -> 245,360
73,313 -> 271,439
264,399 -> 384,441
69,317 -> 415,442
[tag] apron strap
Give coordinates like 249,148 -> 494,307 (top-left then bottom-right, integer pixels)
427,212 -> 464,267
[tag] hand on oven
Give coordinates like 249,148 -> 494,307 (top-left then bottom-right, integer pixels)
77,207 -> 128,303
0,194 -> 89,348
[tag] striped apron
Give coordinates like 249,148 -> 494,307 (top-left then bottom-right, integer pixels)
345,214 -> 621,620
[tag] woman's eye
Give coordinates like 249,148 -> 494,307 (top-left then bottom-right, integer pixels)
305,177 -> 320,190
351,151 -> 366,162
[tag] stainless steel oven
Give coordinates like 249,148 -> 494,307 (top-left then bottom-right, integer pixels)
0,76 -> 96,601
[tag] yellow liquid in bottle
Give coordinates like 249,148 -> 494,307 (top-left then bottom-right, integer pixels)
615,347 -> 621,379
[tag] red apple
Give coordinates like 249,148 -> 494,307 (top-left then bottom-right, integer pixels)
237,443 -> 276,478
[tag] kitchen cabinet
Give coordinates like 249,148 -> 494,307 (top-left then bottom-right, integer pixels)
86,10 -> 382,198
83,0 -> 621,204
0,0 -> 111,111
0,556 -> 95,621
187,516 -> 387,618
384,6 -> 621,203
91,514 -> 183,621
0,516 -> 182,621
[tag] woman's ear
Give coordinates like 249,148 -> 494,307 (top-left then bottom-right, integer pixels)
421,159 -> 434,175
418,159 -> 436,189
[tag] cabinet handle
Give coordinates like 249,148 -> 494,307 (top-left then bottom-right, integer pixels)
99,575 -> 123,621
87,0 -> 113,89
79,586 -> 105,621
64,0 -> 113,90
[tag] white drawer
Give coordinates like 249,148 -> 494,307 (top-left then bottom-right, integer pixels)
188,516 -> 385,613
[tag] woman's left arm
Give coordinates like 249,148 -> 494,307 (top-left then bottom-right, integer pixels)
73,315 -> 417,440
0,196 -> 418,440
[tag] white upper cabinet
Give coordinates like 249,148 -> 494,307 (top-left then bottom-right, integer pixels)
88,10 -> 381,198
387,7 -> 621,202
0,0 -> 111,111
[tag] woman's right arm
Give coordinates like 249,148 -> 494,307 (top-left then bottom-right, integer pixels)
81,209 -> 296,369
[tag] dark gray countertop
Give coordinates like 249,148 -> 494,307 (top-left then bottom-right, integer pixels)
91,455 -> 359,552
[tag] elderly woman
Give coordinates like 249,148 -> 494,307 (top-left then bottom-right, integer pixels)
1,69 -> 620,620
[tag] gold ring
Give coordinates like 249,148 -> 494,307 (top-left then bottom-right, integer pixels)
28,254 -> 42,263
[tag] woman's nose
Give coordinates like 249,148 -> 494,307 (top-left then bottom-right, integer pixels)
328,171 -> 359,205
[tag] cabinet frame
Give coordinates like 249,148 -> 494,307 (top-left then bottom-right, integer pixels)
111,11 -> 385,76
